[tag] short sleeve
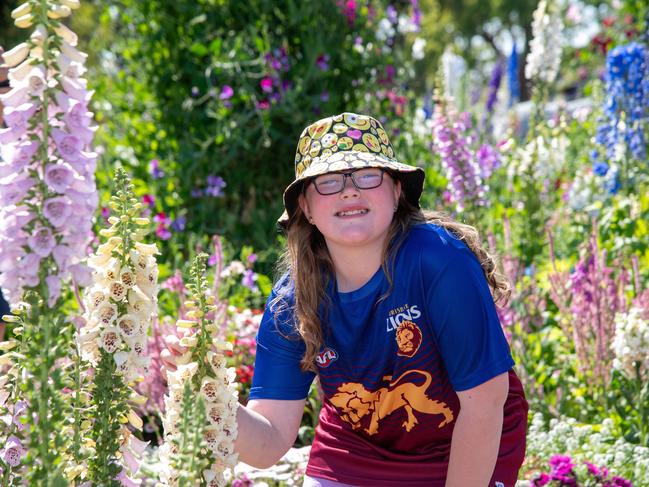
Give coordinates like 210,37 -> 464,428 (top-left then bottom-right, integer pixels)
424,246 -> 514,391
249,281 -> 316,400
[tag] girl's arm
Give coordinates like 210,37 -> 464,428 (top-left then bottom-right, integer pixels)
445,372 -> 509,487
234,398 -> 306,469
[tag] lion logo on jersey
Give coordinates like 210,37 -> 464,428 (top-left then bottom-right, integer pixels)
395,320 -> 422,358
329,370 -> 454,436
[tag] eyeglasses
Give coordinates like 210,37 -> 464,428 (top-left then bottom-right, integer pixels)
311,168 -> 386,195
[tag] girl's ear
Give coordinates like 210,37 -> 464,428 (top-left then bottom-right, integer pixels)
393,177 -> 402,204
298,193 -> 309,220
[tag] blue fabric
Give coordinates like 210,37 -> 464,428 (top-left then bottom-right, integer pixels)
249,222 -> 513,400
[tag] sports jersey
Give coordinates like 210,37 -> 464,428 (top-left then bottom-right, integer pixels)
250,223 -> 528,486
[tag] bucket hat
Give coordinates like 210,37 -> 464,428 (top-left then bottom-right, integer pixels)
279,112 -> 425,228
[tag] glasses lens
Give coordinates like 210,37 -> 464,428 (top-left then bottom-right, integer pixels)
314,174 -> 344,194
352,168 -> 383,189
313,168 -> 384,195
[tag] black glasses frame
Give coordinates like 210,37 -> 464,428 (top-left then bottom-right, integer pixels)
311,168 -> 387,196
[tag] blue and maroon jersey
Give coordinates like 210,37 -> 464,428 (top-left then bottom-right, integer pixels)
250,223 -> 528,486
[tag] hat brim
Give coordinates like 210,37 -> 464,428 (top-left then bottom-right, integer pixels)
278,151 -> 425,230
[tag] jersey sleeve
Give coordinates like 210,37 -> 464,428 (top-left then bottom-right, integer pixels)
249,278 -> 316,400
422,241 -> 514,392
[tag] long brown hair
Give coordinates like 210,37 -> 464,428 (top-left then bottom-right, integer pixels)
273,183 -> 511,373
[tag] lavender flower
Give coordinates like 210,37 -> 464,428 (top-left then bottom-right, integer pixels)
316,54 -> 330,71
0,0 -> 97,307
149,158 -> 165,179
205,175 -> 226,197
431,91 -> 488,213
219,85 -> 233,100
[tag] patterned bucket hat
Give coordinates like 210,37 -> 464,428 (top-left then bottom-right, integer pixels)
279,112 -> 425,227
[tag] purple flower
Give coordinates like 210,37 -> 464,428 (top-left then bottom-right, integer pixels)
0,435 -> 26,467
170,216 -> 186,232
533,472 -> 550,486
155,223 -> 171,241
242,269 -> 258,292
485,59 -> 504,113
386,5 -> 398,23
191,86 -> 200,97
148,159 -> 164,179
320,91 -> 330,102
43,196 -> 73,228
219,85 -> 234,100
28,227 -> 56,257
208,254 -> 218,266
316,54 -> 330,71
142,194 -> 155,208
205,175 -> 226,197
191,187 -> 203,198
247,253 -> 257,264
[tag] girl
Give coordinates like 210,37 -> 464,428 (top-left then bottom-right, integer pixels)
169,112 -> 528,486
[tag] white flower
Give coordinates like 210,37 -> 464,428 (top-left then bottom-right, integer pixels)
412,37 -> 426,61
93,301 -> 118,326
98,326 -> 122,353
525,0 -> 564,83
612,307 -> 649,380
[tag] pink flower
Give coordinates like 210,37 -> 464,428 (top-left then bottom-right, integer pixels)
260,77 -> 273,93
258,100 -> 270,110
0,85 -> 29,108
28,227 -> 56,257
43,196 -> 73,227
0,435 -> 26,467
69,263 -> 93,286
115,469 -> 141,487
44,162 -> 75,193
219,85 -> 234,100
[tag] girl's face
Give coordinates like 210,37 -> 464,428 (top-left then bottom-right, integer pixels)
298,169 -> 401,252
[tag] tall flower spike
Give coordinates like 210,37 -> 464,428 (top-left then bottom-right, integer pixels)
525,0 -> 563,84
160,253 -> 239,487
77,168 -> 157,485
0,0 -> 98,307
0,2 -> 97,483
431,88 -> 488,214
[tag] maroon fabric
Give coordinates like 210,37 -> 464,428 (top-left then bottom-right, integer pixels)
305,370 -> 528,487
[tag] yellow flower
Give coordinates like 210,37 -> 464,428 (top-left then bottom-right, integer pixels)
176,319 -> 196,329
135,242 -> 159,256
14,13 -> 33,28
47,4 -> 72,19
11,3 -> 31,18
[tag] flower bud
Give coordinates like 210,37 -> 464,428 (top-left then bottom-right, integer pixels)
176,320 -> 196,329
14,13 -> 33,28
54,23 -> 78,46
47,4 -> 72,19
184,300 -> 196,309
179,336 -> 198,348
127,409 -> 143,430
108,216 -> 119,225
30,25 -> 48,45
206,295 -> 216,305
60,0 -> 81,9
0,340 -> 18,351
120,215 -> 129,223
99,228 -> 117,237
1,43 -> 29,67
1,314 -> 20,323
133,218 -> 150,225
186,310 -> 204,319
11,3 -> 31,18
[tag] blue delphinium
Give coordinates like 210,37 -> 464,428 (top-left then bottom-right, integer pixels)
595,42 -> 648,164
